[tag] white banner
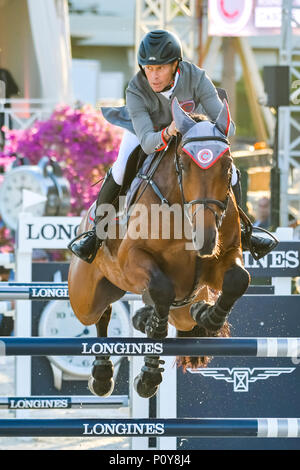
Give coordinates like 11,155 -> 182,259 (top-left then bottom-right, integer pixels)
17,214 -> 81,252
208,0 -> 300,37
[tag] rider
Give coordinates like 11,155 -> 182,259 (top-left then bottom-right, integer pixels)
68,29 -> 277,263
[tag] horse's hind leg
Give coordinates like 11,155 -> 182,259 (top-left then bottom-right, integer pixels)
88,305 -> 115,397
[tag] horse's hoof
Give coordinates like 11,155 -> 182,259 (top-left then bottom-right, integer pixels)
88,376 -> 115,397
133,374 -> 158,399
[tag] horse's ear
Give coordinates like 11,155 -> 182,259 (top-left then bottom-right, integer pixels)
172,97 -> 195,136
215,99 -> 231,136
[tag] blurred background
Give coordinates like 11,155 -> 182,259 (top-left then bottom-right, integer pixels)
0,0 -> 299,233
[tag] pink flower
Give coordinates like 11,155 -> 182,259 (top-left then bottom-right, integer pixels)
0,104 -> 123,215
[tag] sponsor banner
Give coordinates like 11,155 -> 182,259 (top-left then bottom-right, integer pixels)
17,215 -> 300,278
18,215 -> 81,251
81,341 -> 163,356
8,398 -> 70,409
243,241 -> 300,277
187,367 -> 296,393
82,422 -> 165,436
178,294 -> 300,450
208,0 -> 300,37
29,287 -> 69,299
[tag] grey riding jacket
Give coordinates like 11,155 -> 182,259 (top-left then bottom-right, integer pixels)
101,60 -> 235,155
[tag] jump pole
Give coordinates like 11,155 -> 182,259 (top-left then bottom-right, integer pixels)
0,396 -> 128,410
0,418 -> 299,438
0,283 -> 141,301
0,337 -> 299,358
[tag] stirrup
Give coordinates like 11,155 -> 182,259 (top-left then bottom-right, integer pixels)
242,226 -> 279,261
249,226 -> 279,261
237,206 -> 279,261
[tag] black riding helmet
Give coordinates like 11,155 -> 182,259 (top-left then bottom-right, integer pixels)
138,29 -> 183,67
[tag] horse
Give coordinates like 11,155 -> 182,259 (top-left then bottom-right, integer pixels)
68,97 -> 250,399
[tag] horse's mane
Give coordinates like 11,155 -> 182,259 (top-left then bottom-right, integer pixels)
189,113 -> 209,123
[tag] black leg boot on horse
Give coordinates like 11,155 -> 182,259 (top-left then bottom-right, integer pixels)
232,169 -> 278,260
133,271 -> 175,399
190,263 -> 250,333
68,169 -> 121,263
88,306 -> 115,397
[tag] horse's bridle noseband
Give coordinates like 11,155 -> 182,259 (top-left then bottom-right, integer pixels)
174,134 -> 231,229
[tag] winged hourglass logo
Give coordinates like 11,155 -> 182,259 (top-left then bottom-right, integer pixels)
186,367 -> 296,392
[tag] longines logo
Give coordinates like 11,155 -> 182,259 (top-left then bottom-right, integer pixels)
26,223 -> 80,241
81,342 -> 163,356
187,367 -> 296,392
83,422 -> 165,436
30,287 -> 69,299
243,250 -> 299,269
9,398 -> 69,409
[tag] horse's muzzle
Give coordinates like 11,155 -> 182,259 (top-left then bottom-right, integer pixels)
196,226 -> 217,256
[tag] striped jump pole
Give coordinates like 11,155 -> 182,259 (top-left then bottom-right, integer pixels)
0,418 -> 299,438
0,282 -> 267,300
0,395 -> 128,410
0,283 -> 141,301
0,337 -> 299,357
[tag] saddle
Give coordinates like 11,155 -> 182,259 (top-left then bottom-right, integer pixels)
89,146 -> 161,223
119,145 -> 148,197
119,145 -> 163,213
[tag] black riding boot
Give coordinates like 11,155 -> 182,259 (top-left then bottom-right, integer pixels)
68,169 -> 121,263
232,170 -> 277,260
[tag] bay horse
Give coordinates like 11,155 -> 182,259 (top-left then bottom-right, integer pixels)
68,98 -> 250,399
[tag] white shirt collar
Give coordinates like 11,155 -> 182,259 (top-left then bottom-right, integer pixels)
159,71 -> 179,100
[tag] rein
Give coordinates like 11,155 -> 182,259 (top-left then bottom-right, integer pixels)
132,137 -> 176,208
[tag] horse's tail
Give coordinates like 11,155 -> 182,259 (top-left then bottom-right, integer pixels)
176,321 -> 231,371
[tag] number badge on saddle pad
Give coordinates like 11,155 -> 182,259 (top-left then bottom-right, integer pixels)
171,97 -> 231,169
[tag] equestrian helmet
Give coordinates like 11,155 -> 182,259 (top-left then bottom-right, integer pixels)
138,30 -> 183,66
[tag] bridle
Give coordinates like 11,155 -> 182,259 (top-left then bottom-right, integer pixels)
132,133 -> 232,230
174,134 -> 231,229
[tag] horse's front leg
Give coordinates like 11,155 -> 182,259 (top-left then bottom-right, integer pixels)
134,266 -> 175,398
88,305 -> 115,397
120,247 -> 176,399
190,263 -> 250,332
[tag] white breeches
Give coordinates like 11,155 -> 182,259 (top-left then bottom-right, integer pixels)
111,131 -> 140,185
111,130 -> 238,186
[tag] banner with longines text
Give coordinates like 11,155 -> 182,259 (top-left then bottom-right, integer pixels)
17,215 -> 300,277
17,215 -> 81,251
